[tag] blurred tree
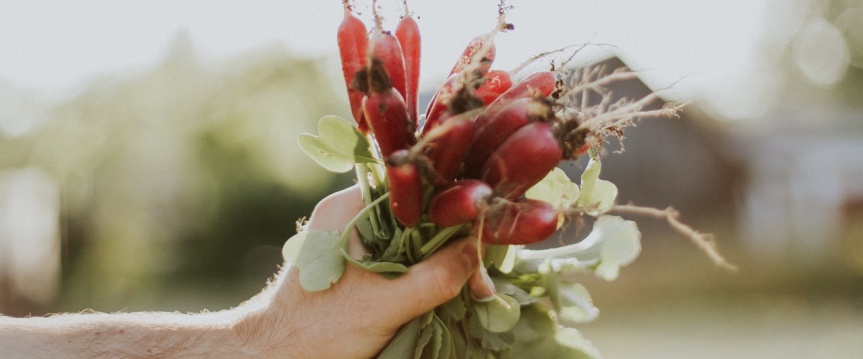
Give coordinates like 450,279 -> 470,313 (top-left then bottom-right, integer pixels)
0,34 -> 352,313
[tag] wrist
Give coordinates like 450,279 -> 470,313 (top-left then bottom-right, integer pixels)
233,264 -> 304,359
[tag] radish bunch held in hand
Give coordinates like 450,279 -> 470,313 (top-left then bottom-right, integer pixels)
287,1 -> 733,358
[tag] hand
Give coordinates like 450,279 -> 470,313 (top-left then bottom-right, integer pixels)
239,186 -> 495,358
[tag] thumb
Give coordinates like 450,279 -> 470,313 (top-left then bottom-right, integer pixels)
375,237 -> 482,325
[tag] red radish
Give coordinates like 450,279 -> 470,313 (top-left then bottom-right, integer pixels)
337,6 -> 370,132
370,29 -> 408,106
359,58 -> 417,158
449,32 -> 496,77
481,122 -> 562,199
421,74 -> 486,135
421,30 -> 499,134
487,71 -> 556,110
574,143 -> 591,158
472,71 -> 556,132
462,98 -> 554,179
428,180 -> 493,227
476,198 -> 558,245
421,74 -> 457,134
419,114 -> 476,185
475,69 -> 513,106
386,150 -> 424,227
395,14 -> 421,125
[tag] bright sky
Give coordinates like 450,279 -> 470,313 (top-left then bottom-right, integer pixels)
1,0 -> 769,107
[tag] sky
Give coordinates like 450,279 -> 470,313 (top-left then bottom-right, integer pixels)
1,0 -> 769,112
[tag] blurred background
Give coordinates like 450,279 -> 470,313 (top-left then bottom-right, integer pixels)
1,0 -> 862,357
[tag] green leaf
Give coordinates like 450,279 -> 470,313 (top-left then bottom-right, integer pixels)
484,244 -> 515,273
341,249 -> 410,274
490,277 -> 536,305
570,215 -> 642,281
473,294 -> 521,333
414,319 -> 434,359
281,231 -> 308,265
298,115 -> 377,173
377,316 -> 422,359
429,314 -> 452,359
438,291 -> 467,321
513,215 -> 641,281
576,159 -> 617,216
555,328 -> 602,359
556,283 -> 599,325
526,168 -> 580,210
293,230 -> 347,291
510,306 -> 600,359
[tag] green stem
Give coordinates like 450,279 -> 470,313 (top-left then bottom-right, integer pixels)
339,192 -> 391,247
355,164 -> 382,236
419,224 -> 468,260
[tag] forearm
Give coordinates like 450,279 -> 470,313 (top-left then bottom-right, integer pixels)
0,308 -> 254,358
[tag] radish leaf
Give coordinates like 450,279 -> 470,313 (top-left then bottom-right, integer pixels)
566,215 -> 641,281
577,159 -> 617,216
294,229 -> 347,291
298,115 -> 377,173
377,317 -> 422,359
474,294 -> 521,333
526,168 -> 579,210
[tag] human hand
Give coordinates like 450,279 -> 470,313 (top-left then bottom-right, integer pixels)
238,186 -> 495,358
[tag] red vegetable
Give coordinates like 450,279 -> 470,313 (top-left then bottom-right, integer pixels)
395,15 -> 421,125
428,180 -> 493,227
486,71 -> 556,113
421,31 -> 498,134
462,98 -> 554,179
471,70 -> 556,133
419,114 -> 476,185
359,58 -> 417,158
475,69 -> 513,106
476,198 -> 558,245
370,29 -> 408,106
421,74 -> 457,134
337,6 -> 370,132
481,122 -> 562,199
449,32 -> 496,77
386,150 -> 424,227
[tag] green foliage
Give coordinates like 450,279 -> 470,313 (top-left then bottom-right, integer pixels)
298,115 -> 377,173
577,159 -> 618,216
526,168 -> 580,210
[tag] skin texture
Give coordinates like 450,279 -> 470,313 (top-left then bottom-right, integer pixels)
0,186 -> 493,359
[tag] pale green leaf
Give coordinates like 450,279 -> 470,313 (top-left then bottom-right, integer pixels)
576,159 -> 617,216
555,328 -> 602,359
340,249 -> 410,274
298,115 -> 377,173
571,215 -> 641,281
414,319 -> 434,359
438,292 -> 467,321
485,244 -> 518,274
474,294 -> 521,333
430,314 -> 451,359
526,168 -> 580,210
514,215 -> 641,281
490,277 -> 536,305
281,231 -> 308,265
294,230 -> 347,291
377,316 -> 421,359
556,283 -> 600,324
510,305 -> 599,359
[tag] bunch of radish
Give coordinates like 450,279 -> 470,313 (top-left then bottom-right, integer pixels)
337,3 -> 596,248
288,1 -> 731,357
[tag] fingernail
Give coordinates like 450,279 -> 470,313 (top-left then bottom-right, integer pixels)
461,242 -> 480,270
